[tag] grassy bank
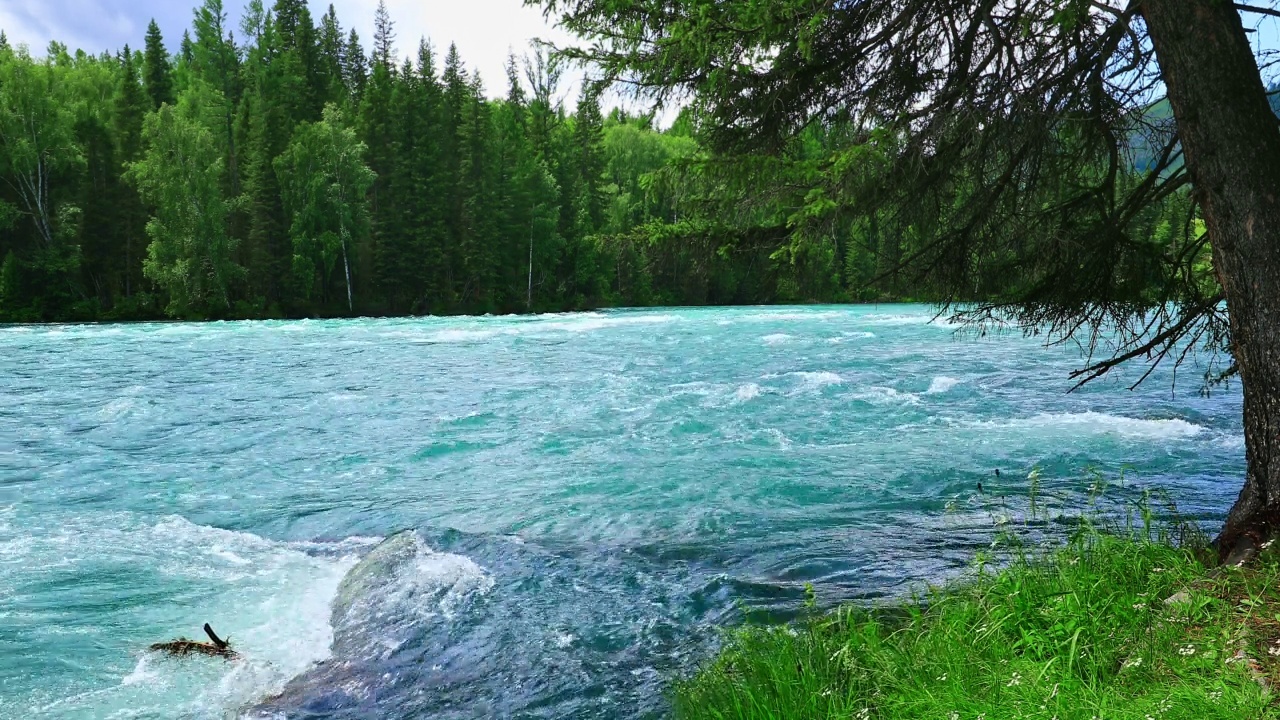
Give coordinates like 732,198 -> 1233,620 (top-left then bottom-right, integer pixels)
676,530 -> 1280,719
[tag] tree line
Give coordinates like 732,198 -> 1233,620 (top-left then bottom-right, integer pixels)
0,0 -> 830,322
0,0 -> 1197,322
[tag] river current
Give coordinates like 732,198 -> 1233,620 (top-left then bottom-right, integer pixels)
0,305 -> 1245,718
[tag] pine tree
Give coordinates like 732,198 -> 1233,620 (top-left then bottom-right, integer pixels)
191,0 -> 242,196
273,0 -> 324,121
359,19 -> 399,311
143,20 -> 175,109
412,41 -> 449,310
114,46 -> 149,301
343,30 -> 368,102
373,1 -> 396,68
457,74 -> 500,310
240,15 -> 293,313
440,44 -> 468,301
317,5 -> 346,107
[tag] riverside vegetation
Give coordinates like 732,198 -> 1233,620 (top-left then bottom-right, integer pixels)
677,493 -> 1280,720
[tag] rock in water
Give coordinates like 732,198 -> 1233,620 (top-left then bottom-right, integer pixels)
328,530 -> 420,651
243,530 -> 492,718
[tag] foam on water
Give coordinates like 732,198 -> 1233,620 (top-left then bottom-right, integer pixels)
419,329 -> 499,343
926,376 -> 962,395
850,385 -> 922,406
0,515 -> 366,719
789,371 -> 844,391
537,313 -> 679,333
761,333 -> 795,346
975,412 -> 1205,440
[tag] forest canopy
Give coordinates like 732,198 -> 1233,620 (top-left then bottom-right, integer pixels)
0,0 -> 1203,322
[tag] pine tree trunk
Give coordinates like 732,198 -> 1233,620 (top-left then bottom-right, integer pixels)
1143,0 -> 1280,560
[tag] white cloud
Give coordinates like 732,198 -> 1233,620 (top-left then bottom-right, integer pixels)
0,0 -> 136,55
330,0 -> 574,96
0,0 -> 673,117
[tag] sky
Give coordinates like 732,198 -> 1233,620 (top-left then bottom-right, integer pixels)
2,1 -> 1278,103
0,0 -> 579,99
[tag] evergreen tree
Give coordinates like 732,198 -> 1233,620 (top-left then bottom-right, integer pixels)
273,0 -> 324,121
191,0 -> 242,195
113,46 -> 149,301
373,1 -> 396,68
358,12 -> 399,311
317,5 -> 346,107
143,20 -> 175,109
343,30 -> 368,102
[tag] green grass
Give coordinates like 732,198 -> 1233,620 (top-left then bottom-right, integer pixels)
675,528 -> 1280,719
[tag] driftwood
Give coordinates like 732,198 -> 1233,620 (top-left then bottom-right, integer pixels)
149,623 -> 239,660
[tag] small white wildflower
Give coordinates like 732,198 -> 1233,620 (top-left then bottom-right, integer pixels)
948,713 -> 959,720
1152,567 -> 1165,573
1123,656 -> 1143,669
1069,558 -> 1079,566
1208,690 -> 1223,703
1269,645 -> 1280,657
1007,672 -> 1022,687
853,709 -> 870,720
1132,603 -> 1146,610
937,673 -> 948,681
1262,539 -> 1275,551
1179,645 -> 1196,656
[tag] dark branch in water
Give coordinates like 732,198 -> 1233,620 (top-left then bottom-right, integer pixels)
204,623 -> 229,649
149,624 -> 238,660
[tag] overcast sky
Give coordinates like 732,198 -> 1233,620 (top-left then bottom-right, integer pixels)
0,0 -> 579,99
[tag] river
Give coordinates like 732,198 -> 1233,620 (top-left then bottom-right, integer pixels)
0,305 -> 1245,718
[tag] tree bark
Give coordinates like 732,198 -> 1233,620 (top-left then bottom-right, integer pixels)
1142,0 -> 1280,561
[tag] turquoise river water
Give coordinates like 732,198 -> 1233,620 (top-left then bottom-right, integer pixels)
0,305 -> 1246,719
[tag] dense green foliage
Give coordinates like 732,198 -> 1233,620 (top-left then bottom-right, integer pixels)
0,0 -> 948,322
677,527 -> 1280,719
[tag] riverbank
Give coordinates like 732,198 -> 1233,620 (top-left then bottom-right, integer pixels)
675,529 -> 1280,719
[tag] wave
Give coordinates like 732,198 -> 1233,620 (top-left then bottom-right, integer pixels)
419,328 -> 499,343
761,333 -> 795,346
536,313 -> 679,333
735,383 -> 763,402
789,371 -> 844,391
850,386 -> 922,406
976,412 -> 1205,440
860,313 -> 941,326
926,376 -> 962,395
735,310 -> 844,322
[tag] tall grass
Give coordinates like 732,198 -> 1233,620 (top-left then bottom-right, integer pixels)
675,485 -> 1280,719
